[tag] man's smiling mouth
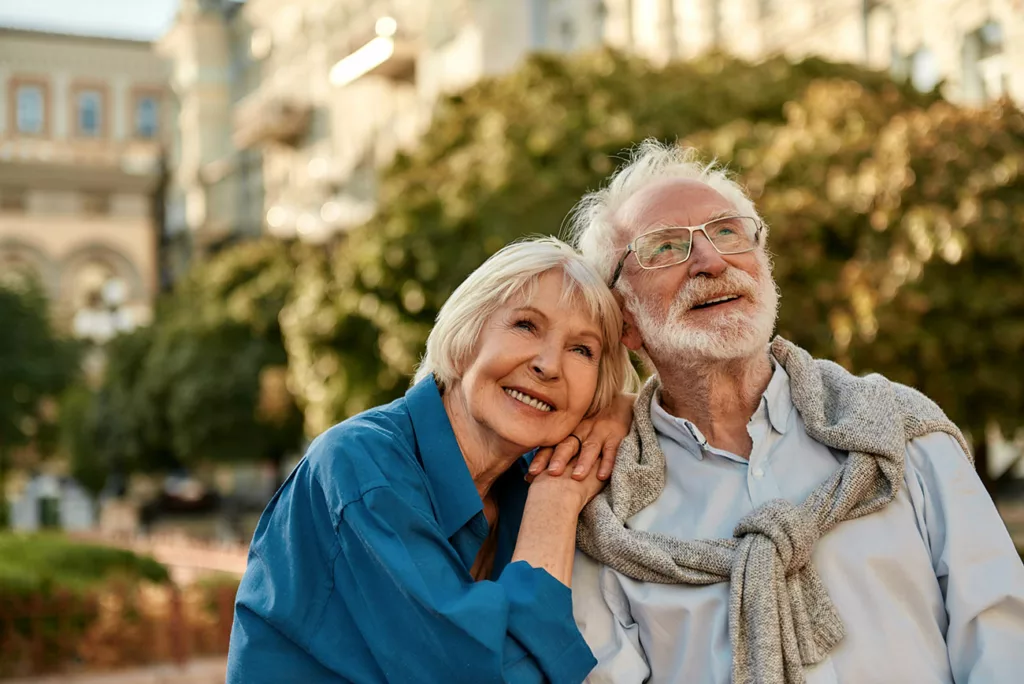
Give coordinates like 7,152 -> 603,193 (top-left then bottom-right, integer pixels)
504,388 -> 554,412
691,295 -> 741,310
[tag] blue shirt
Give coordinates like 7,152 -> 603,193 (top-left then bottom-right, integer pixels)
227,376 -> 596,683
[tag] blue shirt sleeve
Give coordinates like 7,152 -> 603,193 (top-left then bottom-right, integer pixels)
334,482 -> 596,683
907,432 -> 1024,682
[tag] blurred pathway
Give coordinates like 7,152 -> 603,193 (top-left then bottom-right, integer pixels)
3,657 -> 226,684
71,531 -> 248,584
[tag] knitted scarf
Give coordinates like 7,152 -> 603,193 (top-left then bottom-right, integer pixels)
577,337 -> 970,684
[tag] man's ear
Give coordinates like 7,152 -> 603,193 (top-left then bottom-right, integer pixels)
621,306 -> 643,351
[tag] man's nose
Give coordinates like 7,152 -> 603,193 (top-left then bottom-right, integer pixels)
686,231 -> 728,278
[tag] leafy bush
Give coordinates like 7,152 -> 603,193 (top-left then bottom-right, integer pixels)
0,533 -> 169,597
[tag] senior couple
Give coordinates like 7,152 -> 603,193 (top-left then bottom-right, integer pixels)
227,141 -> 1024,683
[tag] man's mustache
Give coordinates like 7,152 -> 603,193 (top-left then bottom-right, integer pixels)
671,268 -> 760,312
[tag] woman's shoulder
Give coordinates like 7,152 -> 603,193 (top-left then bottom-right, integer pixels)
303,395 -> 426,510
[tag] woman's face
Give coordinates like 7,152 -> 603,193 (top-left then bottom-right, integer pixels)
455,271 -> 604,454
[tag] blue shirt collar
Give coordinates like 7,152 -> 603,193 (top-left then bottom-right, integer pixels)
405,376 -> 484,538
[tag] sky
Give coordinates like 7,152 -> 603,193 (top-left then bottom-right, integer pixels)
0,0 -> 182,41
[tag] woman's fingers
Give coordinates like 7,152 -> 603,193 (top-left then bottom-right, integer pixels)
596,438 -> 621,480
528,446 -> 555,478
531,420 -> 593,477
571,433 -> 605,480
572,393 -> 634,480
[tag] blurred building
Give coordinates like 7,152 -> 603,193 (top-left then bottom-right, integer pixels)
607,0 -> 1023,105
0,28 -> 169,339
159,0 -> 1023,252
159,0 -> 608,248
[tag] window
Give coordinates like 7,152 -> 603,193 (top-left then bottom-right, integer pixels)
962,21 -> 1005,103
910,47 -> 939,92
15,84 -> 45,134
135,95 -> 159,139
76,89 -> 103,137
559,18 -> 576,49
531,0 -> 550,48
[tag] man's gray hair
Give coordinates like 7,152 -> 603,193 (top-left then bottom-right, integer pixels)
566,139 -> 764,285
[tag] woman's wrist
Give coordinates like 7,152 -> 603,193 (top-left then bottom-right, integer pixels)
527,477 -> 589,516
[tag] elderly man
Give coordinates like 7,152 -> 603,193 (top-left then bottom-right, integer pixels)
566,140 -> 1024,684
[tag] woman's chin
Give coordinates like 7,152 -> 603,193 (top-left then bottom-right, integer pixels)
493,424 -> 561,455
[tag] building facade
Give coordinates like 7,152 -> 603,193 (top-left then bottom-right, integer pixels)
159,0 -> 1024,251
0,28 -> 169,339
604,0 -> 1024,104
160,0 -> 608,246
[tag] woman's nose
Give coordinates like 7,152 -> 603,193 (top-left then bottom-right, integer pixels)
530,349 -> 561,381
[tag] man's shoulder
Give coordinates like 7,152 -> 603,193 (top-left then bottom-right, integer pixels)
905,430 -> 974,474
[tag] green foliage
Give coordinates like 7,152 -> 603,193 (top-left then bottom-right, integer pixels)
0,282 -> 80,526
283,49 -> 936,432
147,239 -> 305,471
0,282 -> 80,456
0,532 -> 169,597
690,83 -> 1024,441
64,239 -> 305,481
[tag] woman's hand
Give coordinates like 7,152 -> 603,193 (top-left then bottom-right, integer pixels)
528,392 -> 636,482
527,456 -> 607,514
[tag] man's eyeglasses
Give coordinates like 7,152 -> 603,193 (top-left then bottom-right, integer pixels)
608,216 -> 763,288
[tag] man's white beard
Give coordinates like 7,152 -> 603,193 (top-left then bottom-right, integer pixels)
627,256 -> 780,364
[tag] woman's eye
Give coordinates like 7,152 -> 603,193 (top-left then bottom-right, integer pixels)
514,319 -> 536,332
572,345 -> 595,359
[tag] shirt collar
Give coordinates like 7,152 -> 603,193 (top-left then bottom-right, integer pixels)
763,354 -> 793,435
649,353 -> 793,459
405,376 -> 483,538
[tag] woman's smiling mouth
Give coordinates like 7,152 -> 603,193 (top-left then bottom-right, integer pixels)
504,388 -> 555,412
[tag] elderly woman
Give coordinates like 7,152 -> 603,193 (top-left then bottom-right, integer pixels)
227,238 -> 636,683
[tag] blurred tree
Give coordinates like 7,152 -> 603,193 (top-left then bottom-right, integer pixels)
689,83 -> 1024,486
283,49 -> 935,434
64,239 -> 305,489
60,326 -> 177,497
0,282 -> 80,526
148,239 -> 305,486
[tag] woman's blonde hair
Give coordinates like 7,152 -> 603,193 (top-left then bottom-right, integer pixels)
414,237 -> 637,415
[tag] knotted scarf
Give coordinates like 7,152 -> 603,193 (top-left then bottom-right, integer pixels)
577,337 -> 970,684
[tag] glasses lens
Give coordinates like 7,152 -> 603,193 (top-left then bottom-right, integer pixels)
634,228 -> 691,268
706,217 -> 758,253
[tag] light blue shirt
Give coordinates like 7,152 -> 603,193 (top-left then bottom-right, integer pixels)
573,362 -> 1024,683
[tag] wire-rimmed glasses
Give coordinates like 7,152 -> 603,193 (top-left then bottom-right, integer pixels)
608,216 -> 763,288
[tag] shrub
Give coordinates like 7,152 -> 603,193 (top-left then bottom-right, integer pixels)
0,533 -> 169,598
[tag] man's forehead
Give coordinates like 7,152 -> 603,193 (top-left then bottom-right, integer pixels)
616,178 -> 737,238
